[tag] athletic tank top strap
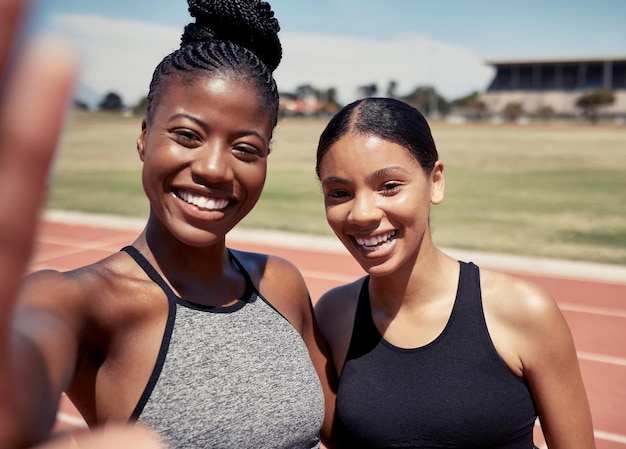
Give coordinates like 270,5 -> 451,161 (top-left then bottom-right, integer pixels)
444,261 -> 498,352
344,276 -> 381,363
226,249 -> 258,300
121,245 -> 179,300
121,246 -> 177,421
450,260 -> 482,330
120,246 -> 256,307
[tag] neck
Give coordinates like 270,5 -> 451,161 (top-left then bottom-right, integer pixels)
139,215 -> 228,273
130,215 -> 245,306
368,244 -> 458,313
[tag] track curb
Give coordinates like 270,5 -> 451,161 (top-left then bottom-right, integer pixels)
43,209 -> 626,285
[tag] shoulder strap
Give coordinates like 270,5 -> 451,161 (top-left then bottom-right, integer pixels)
121,245 -> 177,421
121,246 -> 179,299
444,261 -> 489,346
226,249 -> 256,301
344,276 -> 382,363
453,261 -> 482,318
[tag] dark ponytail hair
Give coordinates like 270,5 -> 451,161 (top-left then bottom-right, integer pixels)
146,0 -> 282,126
316,98 -> 439,177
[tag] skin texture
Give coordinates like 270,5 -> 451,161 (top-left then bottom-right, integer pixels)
315,131 -> 596,448
0,7 -> 338,447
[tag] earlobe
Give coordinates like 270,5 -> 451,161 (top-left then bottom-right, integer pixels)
137,119 -> 148,161
430,160 -> 445,205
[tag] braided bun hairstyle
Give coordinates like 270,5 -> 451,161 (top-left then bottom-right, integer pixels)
145,0 -> 282,126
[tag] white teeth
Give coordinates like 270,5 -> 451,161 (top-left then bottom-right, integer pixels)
355,231 -> 397,251
176,189 -> 229,211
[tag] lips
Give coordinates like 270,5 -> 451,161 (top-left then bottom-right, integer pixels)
353,230 -> 398,253
173,188 -> 230,211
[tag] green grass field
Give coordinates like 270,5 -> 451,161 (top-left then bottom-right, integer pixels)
48,111 -> 626,265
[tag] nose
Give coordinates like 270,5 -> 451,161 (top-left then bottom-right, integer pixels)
190,144 -> 233,185
347,192 -> 382,226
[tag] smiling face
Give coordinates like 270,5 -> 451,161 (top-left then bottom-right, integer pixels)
137,74 -> 274,247
319,133 -> 444,276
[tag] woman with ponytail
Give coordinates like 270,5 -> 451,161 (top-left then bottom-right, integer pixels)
0,1 -> 338,448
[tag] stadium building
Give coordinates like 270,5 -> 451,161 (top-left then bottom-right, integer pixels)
480,57 -> 626,118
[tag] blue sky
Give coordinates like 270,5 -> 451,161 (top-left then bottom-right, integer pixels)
34,0 -> 626,107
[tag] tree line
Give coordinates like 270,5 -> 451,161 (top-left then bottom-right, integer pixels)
76,82 -> 617,123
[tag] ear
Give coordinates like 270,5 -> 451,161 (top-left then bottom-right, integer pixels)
137,119 -> 148,161
430,160 -> 445,205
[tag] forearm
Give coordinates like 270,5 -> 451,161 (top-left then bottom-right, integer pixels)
5,312 -> 78,448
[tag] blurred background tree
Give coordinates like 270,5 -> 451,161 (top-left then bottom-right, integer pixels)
576,88 -> 615,122
98,92 -> 125,111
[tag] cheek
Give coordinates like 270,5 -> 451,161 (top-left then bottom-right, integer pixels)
241,162 -> 267,199
323,204 -> 346,230
396,183 -> 431,209
249,177 -> 266,202
141,150 -> 169,187
141,160 -> 163,203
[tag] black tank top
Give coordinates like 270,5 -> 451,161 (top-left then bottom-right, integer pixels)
337,262 -> 537,448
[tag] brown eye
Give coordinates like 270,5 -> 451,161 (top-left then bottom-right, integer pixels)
173,130 -> 200,147
380,182 -> 401,195
325,189 -> 351,202
233,144 -> 267,162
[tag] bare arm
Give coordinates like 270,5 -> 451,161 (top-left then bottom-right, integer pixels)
0,2 -> 167,448
0,0 -> 79,446
11,272 -> 89,446
520,285 -> 596,448
484,272 -> 596,449
314,282 -> 361,377
301,296 -> 343,448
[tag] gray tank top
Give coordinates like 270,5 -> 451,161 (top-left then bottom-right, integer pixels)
123,246 -> 324,449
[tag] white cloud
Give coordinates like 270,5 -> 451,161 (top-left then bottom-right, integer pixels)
276,31 -> 495,104
52,14 -> 181,107
52,14 -> 494,107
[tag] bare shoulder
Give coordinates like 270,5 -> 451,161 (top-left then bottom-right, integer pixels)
10,253 -> 134,388
315,280 -> 363,324
478,267 -> 574,376
229,249 -> 307,296
314,278 -> 364,374
18,251 -> 151,329
228,249 -> 310,327
315,280 -> 362,343
479,268 -> 594,446
479,267 -> 561,329
20,264 -> 104,314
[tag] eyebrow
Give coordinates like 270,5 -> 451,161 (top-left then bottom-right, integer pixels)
370,166 -> 412,180
322,166 -> 411,186
170,113 -> 204,127
321,176 -> 349,186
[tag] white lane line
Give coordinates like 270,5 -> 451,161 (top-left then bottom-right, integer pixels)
594,430 -> 626,444
578,351 -> 626,367
560,302 -> 626,319
44,210 -> 626,284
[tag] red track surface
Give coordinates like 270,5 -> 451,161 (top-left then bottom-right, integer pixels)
29,214 -> 626,448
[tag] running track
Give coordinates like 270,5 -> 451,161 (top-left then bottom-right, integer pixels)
30,211 -> 626,448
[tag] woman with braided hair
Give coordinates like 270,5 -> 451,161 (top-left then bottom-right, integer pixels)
0,0 -> 339,448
